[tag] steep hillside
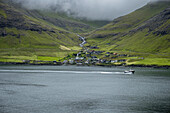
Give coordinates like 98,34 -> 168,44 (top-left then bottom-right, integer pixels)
24,10 -> 110,33
85,1 -> 170,66
4,0 -> 110,33
0,0 -> 82,62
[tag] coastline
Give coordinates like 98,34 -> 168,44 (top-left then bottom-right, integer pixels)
0,62 -> 169,69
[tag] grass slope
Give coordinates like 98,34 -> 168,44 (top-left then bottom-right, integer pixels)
5,0 -> 110,33
86,1 -> 170,66
0,1 -> 81,62
31,10 -> 110,32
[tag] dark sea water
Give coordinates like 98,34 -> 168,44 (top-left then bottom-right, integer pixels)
0,65 -> 170,113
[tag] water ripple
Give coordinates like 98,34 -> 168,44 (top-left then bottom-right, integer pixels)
0,83 -> 46,87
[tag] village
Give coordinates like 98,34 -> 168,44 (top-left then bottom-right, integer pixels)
63,49 -> 129,66
61,35 -> 141,66
18,48 -> 138,66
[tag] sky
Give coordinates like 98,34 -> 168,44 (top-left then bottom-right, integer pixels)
13,0 -> 161,20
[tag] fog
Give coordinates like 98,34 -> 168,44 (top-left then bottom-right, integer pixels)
13,0 -> 164,20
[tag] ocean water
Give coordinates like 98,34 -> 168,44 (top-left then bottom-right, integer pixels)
0,65 -> 170,113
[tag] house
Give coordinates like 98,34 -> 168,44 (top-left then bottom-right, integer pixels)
100,59 -> 106,63
63,60 -> 68,64
69,59 -> 74,64
119,54 -> 127,57
114,53 -> 118,55
111,60 -> 118,63
91,56 -> 98,59
85,60 -> 89,64
75,57 -> 84,60
77,63 -> 83,65
53,60 -> 57,64
107,60 -> 112,63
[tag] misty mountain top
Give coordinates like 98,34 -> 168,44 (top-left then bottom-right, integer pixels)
8,0 -> 169,20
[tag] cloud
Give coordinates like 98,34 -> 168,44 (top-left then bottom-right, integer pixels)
150,0 -> 169,1
13,0 -> 151,20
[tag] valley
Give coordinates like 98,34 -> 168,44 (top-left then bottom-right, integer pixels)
0,0 -> 170,67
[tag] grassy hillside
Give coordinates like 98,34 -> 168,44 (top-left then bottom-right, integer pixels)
85,1 -> 170,66
0,1 -> 82,63
29,10 -> 110,33
0,0 -> 170,66
4,0 -> 110,33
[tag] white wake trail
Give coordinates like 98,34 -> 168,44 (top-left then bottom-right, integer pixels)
0,69 -> 124,74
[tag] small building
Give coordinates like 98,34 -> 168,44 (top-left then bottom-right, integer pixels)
63,60 -> 68,64
118,59 -> 126,62
85,60 -> 89,64
76,57 -> 84,60
119,54 -> 127,57
105,60 -> 111,64
91,56 -> 98,60
53,61 -> 57,64
111,60 -> 117,63
114,53 -> 118,55
69,59 -> 74,64
100,59 -> 106,63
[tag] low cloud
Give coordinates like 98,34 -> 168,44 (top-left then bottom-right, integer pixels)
13,0 -> 153,20
150,0 -> 169,2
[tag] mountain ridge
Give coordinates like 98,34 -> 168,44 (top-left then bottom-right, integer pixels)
3,0 -> 110,33
86,1 -> 170,53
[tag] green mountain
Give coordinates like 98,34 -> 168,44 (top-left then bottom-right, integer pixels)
0,0 -> 84,62
0,0 -> 110,63
85,1 -> 170,66
0,0 -> 170,66
3,0 -> 110,33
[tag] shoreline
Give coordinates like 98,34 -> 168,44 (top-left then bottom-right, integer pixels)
0,62 -> 169,69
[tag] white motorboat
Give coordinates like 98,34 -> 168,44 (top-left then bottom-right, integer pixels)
124,69 -> 135,74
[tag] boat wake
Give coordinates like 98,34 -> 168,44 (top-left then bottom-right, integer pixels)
0,69 -> 124,75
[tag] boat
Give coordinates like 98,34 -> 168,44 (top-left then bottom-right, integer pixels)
124,69 -> 135,74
